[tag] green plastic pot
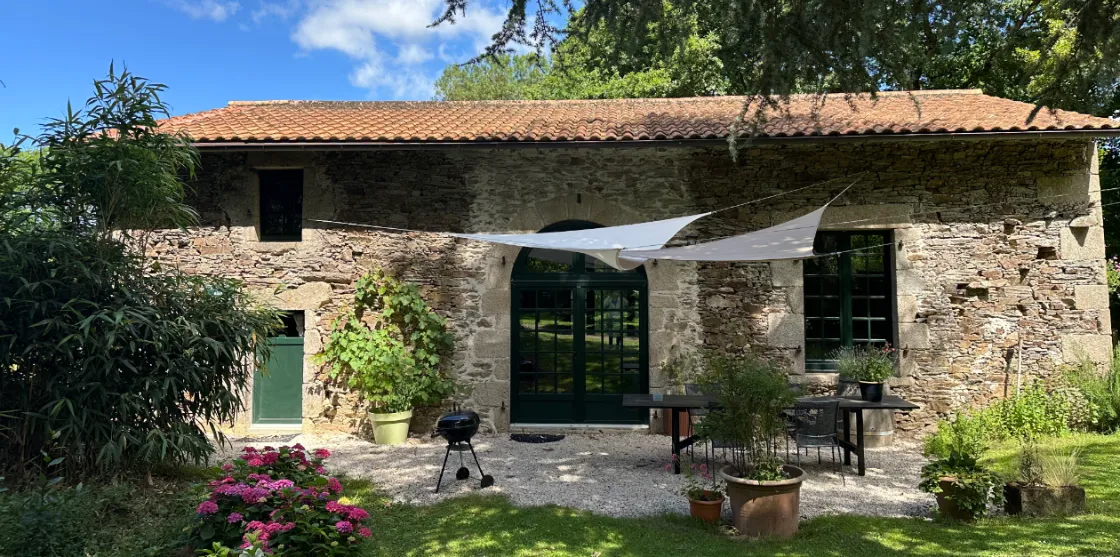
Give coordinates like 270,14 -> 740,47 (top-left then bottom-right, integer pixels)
370,409 -> 413,445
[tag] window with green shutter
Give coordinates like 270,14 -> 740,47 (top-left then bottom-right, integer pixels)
803,231 -> 896,372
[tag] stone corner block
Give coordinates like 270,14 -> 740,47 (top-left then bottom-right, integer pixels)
1073,285 -> 1110,310
1060,226 -> 1105,261
767,313 -> 804,349
898,322 -> 930,350
770,260 -> 802,287
1060,334 -> 1112,364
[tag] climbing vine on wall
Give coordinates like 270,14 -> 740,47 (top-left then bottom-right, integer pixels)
320,269 -> 455,413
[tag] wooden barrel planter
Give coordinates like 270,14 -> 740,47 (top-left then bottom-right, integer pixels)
836,379 -> 895,448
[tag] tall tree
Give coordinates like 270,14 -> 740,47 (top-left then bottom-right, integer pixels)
436,0 -> 1120,116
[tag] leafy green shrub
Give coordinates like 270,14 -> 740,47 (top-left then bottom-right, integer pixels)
919,413 -> 1004,519
988,383 -> 1072,440
0,233 -> 278,479
0,66 -> 278,480
694,352 -> 799,481
923,412 -> 995,461
320,270 -> 454,413
1053,354 -> 1120,433
832,344 -> 897,383
182,445 -> 370,555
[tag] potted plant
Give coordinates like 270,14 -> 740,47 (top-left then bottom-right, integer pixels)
1004,442 -> 1086,517
669,455 -> 724,523
919,414 -> 1003,521
320,270 -> 455,445
695,353 -> 804,539
834,344 -> 896,402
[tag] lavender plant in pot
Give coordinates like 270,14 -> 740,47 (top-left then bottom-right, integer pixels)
694,353 -> 804,539
834,344 -> 897,402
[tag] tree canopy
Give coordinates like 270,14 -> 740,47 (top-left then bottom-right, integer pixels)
436,0 -> 1120,116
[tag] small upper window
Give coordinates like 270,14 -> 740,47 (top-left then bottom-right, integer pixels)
258,169 -> 303,241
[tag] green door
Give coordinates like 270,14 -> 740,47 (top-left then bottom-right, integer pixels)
253,336 -> 304,425
511,220 -> 648,425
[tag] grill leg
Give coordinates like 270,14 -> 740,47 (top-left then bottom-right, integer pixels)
466,440 -> 485,477
466,440 -> 495,489
435,444 -> 453,493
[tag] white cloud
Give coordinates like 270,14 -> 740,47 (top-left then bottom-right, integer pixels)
291,0 -> 504,98
164,0 -> 242,22
397,43 -> 433,65
251,0 -> 303,23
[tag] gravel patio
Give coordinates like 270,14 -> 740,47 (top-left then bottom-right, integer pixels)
225,432 -> 934,520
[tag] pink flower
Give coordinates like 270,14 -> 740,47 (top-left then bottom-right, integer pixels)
262,452 -> 279,465
314,448 -> 331,459
268,479 -> 295,490
327,477 -> 343,493
221,463 -> 234,473
315,466 -> 327,474
246,458 -> 264,467
325,501 -> 346,513
292,443 -> 306,450
241,487 -> 271,504
227,512 -> 244,524
358,527 -> 372,538
196,501 -> 219,515
264,522 -> 285,534
347,507 -> 370,521
335,521 -> 353,534
245,520 -> 266,532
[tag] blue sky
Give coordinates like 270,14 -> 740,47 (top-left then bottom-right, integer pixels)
0,0 -> 511,139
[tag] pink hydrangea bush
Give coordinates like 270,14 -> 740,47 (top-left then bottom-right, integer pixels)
184,445 -> 370,555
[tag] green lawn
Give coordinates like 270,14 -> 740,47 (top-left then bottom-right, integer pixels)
2,435 -> 1116,556
347,433 -> 1120,557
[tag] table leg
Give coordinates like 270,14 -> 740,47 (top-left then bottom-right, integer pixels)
856,409 -> 866,476
842,409 -> 852,465
671,407 -> 681,474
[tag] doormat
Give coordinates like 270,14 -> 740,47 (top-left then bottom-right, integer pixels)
510,433 -> 565,444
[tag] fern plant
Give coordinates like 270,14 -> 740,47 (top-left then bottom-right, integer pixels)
320,270 -> 455,413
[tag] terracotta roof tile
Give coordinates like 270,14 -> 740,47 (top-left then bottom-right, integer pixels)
161,90 -> 1118,145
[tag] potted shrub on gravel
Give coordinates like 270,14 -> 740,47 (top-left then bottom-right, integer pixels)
695,353 -> 804,539
919,414 -> 1003,521
320,270 -> 455,445
1004,442 -> 1086,517
834,344 -> 897,402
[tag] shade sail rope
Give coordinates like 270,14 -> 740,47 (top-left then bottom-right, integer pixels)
303,172 -> 864,251
304,183 -> 1114,253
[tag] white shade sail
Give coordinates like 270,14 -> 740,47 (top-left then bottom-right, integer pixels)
450,212 -> 713,270
616,206 -> 826,268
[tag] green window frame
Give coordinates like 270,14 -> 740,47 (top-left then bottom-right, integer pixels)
803,230 -> 896,372
258,169 -> 303,241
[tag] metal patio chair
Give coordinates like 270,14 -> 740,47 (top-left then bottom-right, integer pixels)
786,399 -> 844,475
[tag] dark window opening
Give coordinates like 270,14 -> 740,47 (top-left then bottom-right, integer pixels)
274,311 -> 304,338
259,169 -> 303,241
803,231 -> 895,372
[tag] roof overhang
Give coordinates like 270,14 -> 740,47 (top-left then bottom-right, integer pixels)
191,129 -> 1120,151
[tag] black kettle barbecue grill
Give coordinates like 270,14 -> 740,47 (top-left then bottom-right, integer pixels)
431,408 -> 494,493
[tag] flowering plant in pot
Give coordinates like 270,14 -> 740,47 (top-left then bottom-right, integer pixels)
667,455 -> 724,523
919,414 -> 1003,521
694,353 -> 803,538
320,270 -> 454,445
834,344 -> 896,402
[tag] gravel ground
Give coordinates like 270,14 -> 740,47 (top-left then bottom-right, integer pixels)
223,432 -> 933,520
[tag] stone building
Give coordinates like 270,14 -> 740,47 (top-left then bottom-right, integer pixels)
150,90 -> 1119,436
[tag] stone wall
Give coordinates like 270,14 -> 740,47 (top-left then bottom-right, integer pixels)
148,139 -> 1107,436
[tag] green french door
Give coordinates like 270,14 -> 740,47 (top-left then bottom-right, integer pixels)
510,221 -> 648,424
253,335 -> 304,425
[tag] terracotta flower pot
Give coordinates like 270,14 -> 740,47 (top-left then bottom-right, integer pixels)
687,491 -> 725,524
934,477 -> 977,522
719,464 -> 805,539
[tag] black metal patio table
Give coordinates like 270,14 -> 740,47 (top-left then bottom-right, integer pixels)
622,394 -> 718,473
624,393 -> 919,476
798,395 -> 920,476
